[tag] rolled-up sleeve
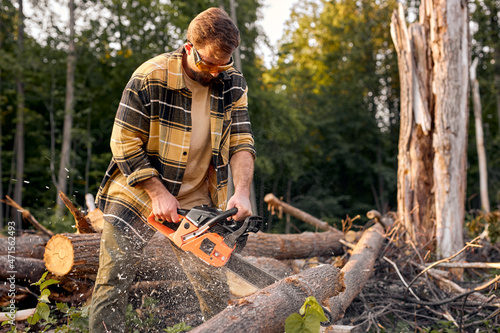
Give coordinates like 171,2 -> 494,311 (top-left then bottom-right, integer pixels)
229,86 -> 256,159
110,77 -> 159,187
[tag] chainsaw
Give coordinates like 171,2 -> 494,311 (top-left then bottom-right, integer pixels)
147,205 -> 333,326
147,205 -> 277,288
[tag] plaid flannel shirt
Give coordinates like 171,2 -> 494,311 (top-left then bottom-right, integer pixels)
96,47 -> 255,242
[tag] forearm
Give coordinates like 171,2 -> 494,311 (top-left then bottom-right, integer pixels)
229,151 -> 254,197
138,176 -> 180,222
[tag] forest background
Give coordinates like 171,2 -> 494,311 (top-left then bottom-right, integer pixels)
1,0 -> 499,235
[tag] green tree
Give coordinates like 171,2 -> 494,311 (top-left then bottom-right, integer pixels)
262,0 -> 399,230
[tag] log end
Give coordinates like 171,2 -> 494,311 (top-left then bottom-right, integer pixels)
44,234 -> 74,276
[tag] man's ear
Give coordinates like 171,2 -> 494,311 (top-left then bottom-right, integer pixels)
184,43 -> 192,54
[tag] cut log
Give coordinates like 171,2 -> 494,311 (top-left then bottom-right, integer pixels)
327,212 -> 394,323
0,255 -> 46,283
59,191 -> 96,234
242,231 -> 344,259
44,233 -> 101,279
264,193 -> 342,234
0,233 -> 49,259
190,264 -> 345,333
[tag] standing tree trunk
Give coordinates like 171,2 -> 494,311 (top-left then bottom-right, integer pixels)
56,0 -> 76,218
13,0 -> 25,230
470,57 -> 490,213
391,0 -> 468,258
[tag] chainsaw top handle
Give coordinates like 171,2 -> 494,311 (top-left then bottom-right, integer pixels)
202,207 -> 238,227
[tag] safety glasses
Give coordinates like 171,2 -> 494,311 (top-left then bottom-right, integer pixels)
187,41 -> 234,72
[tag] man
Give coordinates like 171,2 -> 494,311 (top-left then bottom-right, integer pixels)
89,7 -> 256,332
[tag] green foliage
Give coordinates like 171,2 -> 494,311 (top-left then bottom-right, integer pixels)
163,322 -> 192,333
1,271 -> 89,333
284,296 -> 327,333
125,296 -> 191,333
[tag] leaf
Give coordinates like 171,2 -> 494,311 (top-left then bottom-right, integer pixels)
39,289 -> 51,303
300,296 -> 328,323
32,271 -> 49,286
37,302 -> 51,322
27,312 -> 40,325
40,279 -> 59,291
284,313 -> 305,333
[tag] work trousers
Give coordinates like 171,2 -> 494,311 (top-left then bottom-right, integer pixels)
88,220 -> 230,333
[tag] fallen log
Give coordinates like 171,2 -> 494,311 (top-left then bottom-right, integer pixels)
1,196 -> 53,237
0,255 -> 46,284
0,233 -> 48,259
242,231 -> 344,259
190,264 -> 345,333
327,211 -> 394,323
264,193 -> 342,233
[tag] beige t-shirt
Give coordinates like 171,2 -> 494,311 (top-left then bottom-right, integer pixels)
176,69 -> 213,209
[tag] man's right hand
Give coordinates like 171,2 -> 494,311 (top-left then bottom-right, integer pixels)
138,177 -> 180,223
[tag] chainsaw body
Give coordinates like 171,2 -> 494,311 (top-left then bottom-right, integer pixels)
147,206 -> 262,267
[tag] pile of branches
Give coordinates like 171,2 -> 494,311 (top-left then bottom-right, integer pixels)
337,228 -> 500,332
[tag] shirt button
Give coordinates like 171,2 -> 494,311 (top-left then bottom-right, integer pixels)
183,151 -> 187,156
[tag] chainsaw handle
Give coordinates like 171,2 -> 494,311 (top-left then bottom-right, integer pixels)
177,208 -> 190,217
202,207 -> 238,228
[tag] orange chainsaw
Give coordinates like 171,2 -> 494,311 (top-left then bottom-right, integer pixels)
147,205 -> 261,267
147,205 -> 333,326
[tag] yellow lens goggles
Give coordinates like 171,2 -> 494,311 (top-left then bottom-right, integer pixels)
188,41 -> 234,72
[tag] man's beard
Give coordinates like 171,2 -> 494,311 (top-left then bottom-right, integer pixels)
191,69 -> 219,87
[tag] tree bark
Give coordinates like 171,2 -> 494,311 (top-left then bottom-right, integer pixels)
470,57 -> 490,213
56,0 -> 76,218
390,0 -> 468,258
242,231 -> 344,259
327,214 -> 393,323
0,255 -> 45,283
0,233 -> 48,259
430,0 -> 468,258
190,265 -> 345,333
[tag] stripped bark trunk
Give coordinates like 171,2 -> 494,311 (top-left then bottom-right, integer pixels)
390,0 -> 468,258
470,57 -> 490,213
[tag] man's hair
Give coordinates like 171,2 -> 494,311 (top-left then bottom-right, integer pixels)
187,7 -> 240,59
